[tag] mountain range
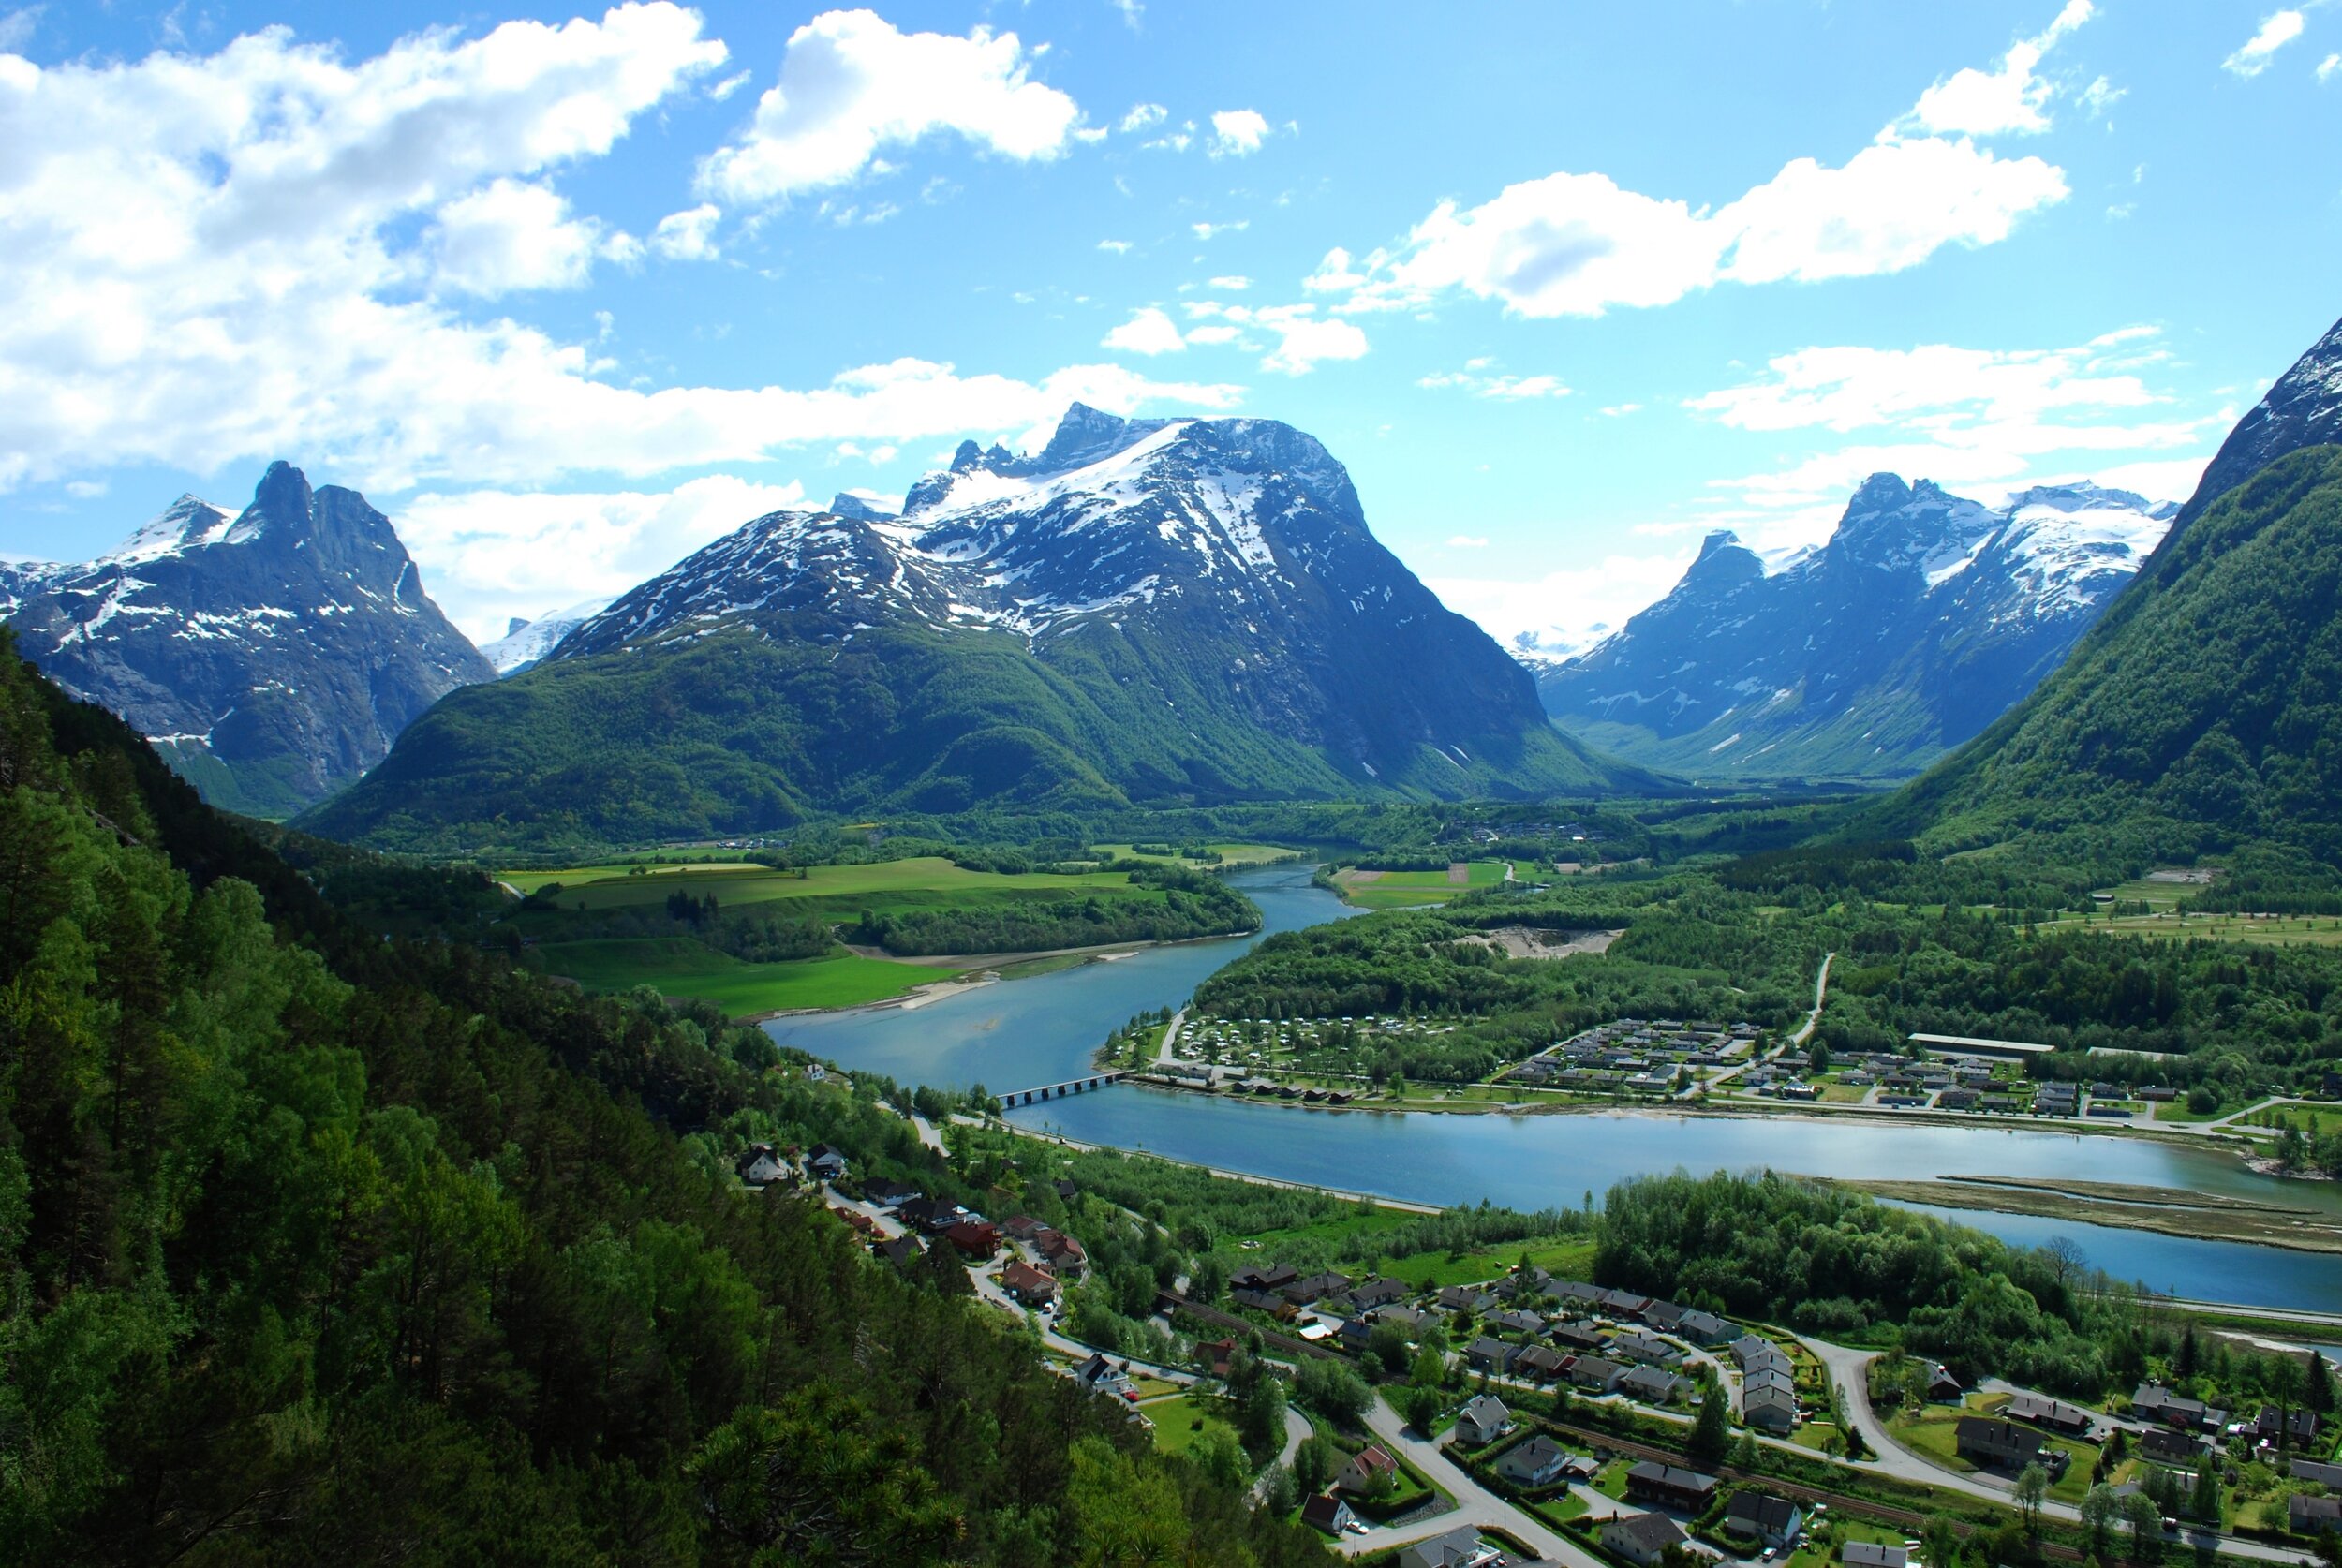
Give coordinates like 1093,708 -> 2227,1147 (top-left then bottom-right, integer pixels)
1534,476 -> 2176,782
1864,309 -> 2342,866
2,462 -> 493,818
300,406 -> 1641,849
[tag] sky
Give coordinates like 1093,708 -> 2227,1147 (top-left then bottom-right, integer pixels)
1,1 -> 2337,652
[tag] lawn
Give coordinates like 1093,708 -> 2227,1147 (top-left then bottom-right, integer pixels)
508,855 -> 1144,915
1781,1514 -> 1912,1568
1143,1393 -> 1241,1459
534,938 -> 952,1016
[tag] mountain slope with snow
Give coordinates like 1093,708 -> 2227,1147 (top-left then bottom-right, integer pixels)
7,464 -> 494,816
480,599 -> 611,675
1535,475 -> 2177,781
304,405 -> 1650,849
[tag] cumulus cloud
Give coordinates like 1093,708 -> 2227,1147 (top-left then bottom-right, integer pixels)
1689,331 -> 2214,508
1306,16 -> 2077,323
1430,548 -> 1698,662
1208,109 -> 1270,157
1117,101 -> 1166,132
431,178 -> 623,295
1897,0 -> 2092,138
651,202 -> 722,259
1183,300 -> 1365,375
2225,10 -> 2306,77
699,10 -> 1080,204
1208,274 -> 1253,289
400,473 -> 810,642
1103,305 -> 1187,355
0,9 -> 1239,496
2322,52 -> 2342,82
1192,219 -> 1248,240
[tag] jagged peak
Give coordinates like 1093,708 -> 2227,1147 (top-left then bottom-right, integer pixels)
828,491 -> 900,522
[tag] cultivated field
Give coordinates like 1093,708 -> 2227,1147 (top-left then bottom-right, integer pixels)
533,937 -> 953,1016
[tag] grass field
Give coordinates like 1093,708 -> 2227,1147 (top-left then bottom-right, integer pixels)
506,855 -> 1144,915
1229,1205 -> 1594,1291
1331,861 -> 1512,909
1144,1394 -> 1240,1458
535,938 -> 953,1015
1092,842 -> 1296,868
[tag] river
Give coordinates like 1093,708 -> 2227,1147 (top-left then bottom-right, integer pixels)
769,864 -> 2342,1312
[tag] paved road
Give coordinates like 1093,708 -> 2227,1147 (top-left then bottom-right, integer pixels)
1799,1333 -> 2306,1565
1251,1407 -> 1316,1503
1154,1007 -> 1191,1069
1788,953 -> 1836,1050
1331,1394 -> 1607,1566
908,1112 -> 948,1156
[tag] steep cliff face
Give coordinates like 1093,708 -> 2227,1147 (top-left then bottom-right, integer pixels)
7,462 -> 492,816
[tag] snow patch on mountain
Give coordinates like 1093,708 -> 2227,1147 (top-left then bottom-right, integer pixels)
482,598 -> 613,674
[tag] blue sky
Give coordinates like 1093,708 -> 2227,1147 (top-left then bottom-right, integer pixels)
1,0 -> 2336,649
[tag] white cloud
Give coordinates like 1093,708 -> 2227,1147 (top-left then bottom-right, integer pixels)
1208,274 -> 1252,289
0,6 -> 39,52
1430,548 -> 1697,661
1308,24 -> 2075,324
431,178 -> 615,295
1897,0 -> 2093,138
1192,219 -> 1249,240
651,202 -> 722,260
1117,101 -> 1166,132
2079,76 -> 2125,116
1689,333 -> 2213,508
1185,300 -> 1367,375
699,11 -> 1080,204
1208,108 -> 1270,157
0,11 -> 1241,496
1418,369 -> 1571,400
1599,403 -> 1642,418
1103,305 -> 1187,355
1445,535 -> 1489,548
2320,52 -> 2341,81
400,473 -> 810,643
2225,10 -> 2306,77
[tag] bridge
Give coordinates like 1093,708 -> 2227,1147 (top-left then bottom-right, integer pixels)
998,1072 -> 1124,1108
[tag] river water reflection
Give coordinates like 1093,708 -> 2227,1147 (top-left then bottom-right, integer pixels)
769,864 -> 2342,1311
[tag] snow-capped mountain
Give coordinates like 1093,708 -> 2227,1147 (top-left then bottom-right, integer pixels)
306,406 -> 1641,847
2184,313 -> 2342,524
1534,474 -> 2177,781
480,598 -> 611,676
7,463 -> 494,816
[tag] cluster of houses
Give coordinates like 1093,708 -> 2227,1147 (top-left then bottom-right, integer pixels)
1827,1050 -> 2172,1119
1732,1333 -> 1801,1432
1507,1019 -> 1760,1096
733,1140 -> 851,1191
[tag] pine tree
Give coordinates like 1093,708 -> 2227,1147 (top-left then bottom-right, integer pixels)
1688,1385 -> 1729,1463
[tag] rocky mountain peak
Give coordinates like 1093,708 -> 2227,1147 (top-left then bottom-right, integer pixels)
827,491 -> 900,522
2181,312 -> 2342,522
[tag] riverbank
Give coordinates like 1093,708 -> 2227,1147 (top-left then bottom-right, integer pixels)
979,1116 -> 1445,1215
1831,1175 -> 2342,1255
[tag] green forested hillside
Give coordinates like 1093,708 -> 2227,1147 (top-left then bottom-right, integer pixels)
296,618 -> 1644,854
1864,447 -> 2342,870
0,635 -> 1329,1565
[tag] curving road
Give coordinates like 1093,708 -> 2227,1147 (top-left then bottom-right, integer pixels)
1329,1394 -> 1608,1566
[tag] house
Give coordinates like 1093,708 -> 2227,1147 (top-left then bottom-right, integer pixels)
1439,1285 -> 1498,1314
1375,1305 -> 1435,1335
1624,1460 -> 1717,1510
1075,1353 -> 1134,1400
897,1198 -> 964,1233
1726,1489 -> 1806,1548
1564,1354 -> 1625,1392
1039,1231 -> 1087,1274
1337,1318 -> 1376,1354
806,1144 -> 849,1182
2258,1407 -> 2320,1444
1641,1299 -> 1688,1333
1052,1176 -> 1077,1201
1335,1444 -> 1400,1497
877,1235 -> 924,1267
1000,1212 -> 1048,1240
1743,1383 -> 1800,1431
2008,1392 -> 2093,1434
862,1176 -> 921,1206
1732,1335 -> 1792,1379
1514,1345 -> 1568,1382
1301,1492 -> 1361,1536
1488,1308 -> 1546,1337
1612,1331 -> 1683,1366
1603,1512 -> 1690,1567
1232,1262 -> 1299,1293
1001,1259 -> 1058,1305
1921,1361 -> 1964,1402
1350,1276 -> 1410,1309
1196,1337 -> 1237,1379
1233,1287 -> 1298,1321
1677,1309 -> 1733,1345
1455,1394 -> 1514,1447
1399,1525 -> 1504,1568
1467,1337 -> 1519,1375
1494,1433 -> 1576,1488
1956,1416 -> 2067,1476
1845,1544 -> 1909,1568
734,1144 -> 790,1188
1601,1288 -> 1654,1318
2133,1383 -> 2226,1431
2290,1458 -> 2342,1487
1619,1365 -> 1692,1404
2293,1495 -> 2342,1534
1743,1364 -> 1795,1398
2141,1427 -> 2205,1466
944,1219 -> 1001,1257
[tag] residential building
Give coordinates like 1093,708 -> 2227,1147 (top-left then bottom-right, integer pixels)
1349,1275 -> 1410,1309
1624,1460 -> 1717,1510
1514,1345 -> 1568,1381
806,1144 -> 848,1182
1466,1337 -> 1519,1375
1336,1444 -> 1400,1497
1612,1331 -> 1683,1366
944,1219 -> 1000,1257
1495,1434 -> 1575,1488
1231,1262 -> 1299,1293
1553,1319 -> 1610,1352
2133,1383 -> 2227,1430
2291,1458 -> 2342,1487
1000,1260 -> 1058,1305
2258,1407 -> 2320,1444
1564,1354 -> 1624,1392
1955,1416 -> 2067,1475
1604,1513 -> 1689,1567
2141,1428 -> 2205,1466
1075,1353 -> 1134,1400
1455,1394 -> 1513,1447
1677,1309 -> 1733,1345
862,1176 -> 921,1206
1619,1365 -> 1692,1404
1301,1493 -> 1361,1535
1743,1383 -> 1799,1431
1921,1361 -> 1964,1402
1039,1230 -> 1087,1275
1283,1271 -> 1352,1305
2293,1495 -> 2342,1534
1400,1525 -> 1504,1568
1726,1489 -> 1805,1548
734,1144 -> 789,1188
2008,1392 -> 2093,1433
1845,1544 -> 1909,1568
1439,1285 -> 1496,1314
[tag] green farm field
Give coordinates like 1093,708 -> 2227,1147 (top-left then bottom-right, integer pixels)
1090,841 -> 1297,868
504,855 -> 1142,913
532,937 -> 953,1016
1331,860 -> 1511,909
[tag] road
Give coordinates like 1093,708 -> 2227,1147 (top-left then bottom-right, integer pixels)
1154,1006 -> 1191,1069
1251,1407 -> 1316,1504
1788,953 -> 1836,1049
1798,1333 -> 2307,1565
908,1112 -> 947,1155
1331,1394 -> 1608,1567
